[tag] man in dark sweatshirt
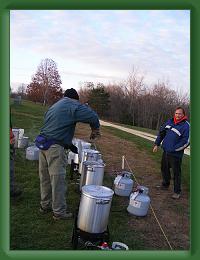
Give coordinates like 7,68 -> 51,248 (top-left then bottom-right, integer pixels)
36,88 -> 100,220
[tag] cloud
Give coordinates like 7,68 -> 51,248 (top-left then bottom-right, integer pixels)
10,10 -> 190,94
61,70 -> 122,79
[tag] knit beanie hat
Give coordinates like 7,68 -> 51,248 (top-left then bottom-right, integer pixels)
64,88 -> 79,100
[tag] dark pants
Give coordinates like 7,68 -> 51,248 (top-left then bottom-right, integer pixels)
10,158 -> 15,193
161,151 -> 182,194
10,146 -> 15,193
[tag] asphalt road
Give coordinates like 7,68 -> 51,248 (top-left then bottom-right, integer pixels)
100,120 -> 190,156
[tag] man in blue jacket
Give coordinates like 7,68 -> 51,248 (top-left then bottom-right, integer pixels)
153,107 -> 190,199
36,88 -> 100,220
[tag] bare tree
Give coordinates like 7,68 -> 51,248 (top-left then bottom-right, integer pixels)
123,67 -> 145,125
76,73 -> 190,130
30,58 -> 62,105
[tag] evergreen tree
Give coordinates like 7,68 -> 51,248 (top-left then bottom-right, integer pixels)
88,83 -> 110,118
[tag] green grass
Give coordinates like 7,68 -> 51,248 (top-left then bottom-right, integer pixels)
10,99 -> 48,141
10,99 -> 190,250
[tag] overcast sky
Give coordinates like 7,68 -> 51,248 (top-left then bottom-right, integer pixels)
10,10 -> 190,95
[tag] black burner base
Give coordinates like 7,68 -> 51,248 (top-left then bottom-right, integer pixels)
71,211 -> 110,249
72,227 -> 110,249
70,159 -> 79,180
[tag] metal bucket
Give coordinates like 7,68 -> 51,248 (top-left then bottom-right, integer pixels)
79,161 -> 104,191
85,163 -> 105,186
79,149 -> 101,174
78,142 -> 91,162
77,185 -> 114,233
26,145 -> 39,160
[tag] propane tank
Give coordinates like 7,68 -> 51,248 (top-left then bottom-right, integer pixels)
114,171 -> 134,197
26,145 -> 39,160
127,186 -> 150,216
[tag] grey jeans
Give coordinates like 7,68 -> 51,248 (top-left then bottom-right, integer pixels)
39,144 -> 68,216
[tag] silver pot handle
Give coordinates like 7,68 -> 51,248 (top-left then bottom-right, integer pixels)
96,199 -> 110,205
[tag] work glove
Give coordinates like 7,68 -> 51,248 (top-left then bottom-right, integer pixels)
69,144 -> 78,154
90,129 -> 101,140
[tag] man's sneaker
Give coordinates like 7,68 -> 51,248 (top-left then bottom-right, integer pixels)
53,212 -> 73,220
172,193 -> 181,199
39,206 -> 52,214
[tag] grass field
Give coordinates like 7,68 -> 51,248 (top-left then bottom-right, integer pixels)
10,99 -> 190,250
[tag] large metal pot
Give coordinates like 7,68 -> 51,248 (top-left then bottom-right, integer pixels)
77,185 -> 114,233
78,142 -> 92,161
79,161 -> 104,191
79,149 -> 101,174
85,163 -> 105,186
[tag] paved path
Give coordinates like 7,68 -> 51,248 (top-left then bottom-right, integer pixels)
100,120 -> 190,156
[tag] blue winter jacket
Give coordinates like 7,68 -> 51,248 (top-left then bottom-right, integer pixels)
154,118 -> 190,157
40,97 -> 100,146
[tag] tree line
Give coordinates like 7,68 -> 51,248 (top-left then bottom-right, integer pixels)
79,77 -> 189,130
11,58 -> 190,130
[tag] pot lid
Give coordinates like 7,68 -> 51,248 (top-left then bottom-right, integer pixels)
83,161 -> 104,167
82,185 -> 114,198
87,164 -> 105,169
82,148 -> 100,154
83,160 -> 101,165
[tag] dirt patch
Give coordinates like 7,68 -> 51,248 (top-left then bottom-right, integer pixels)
74,123 -> 190,250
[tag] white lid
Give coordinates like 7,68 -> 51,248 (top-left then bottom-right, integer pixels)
82,185 -> 114,199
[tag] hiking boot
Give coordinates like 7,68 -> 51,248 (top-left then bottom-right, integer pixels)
53,212 -> 73,220
10,188 -> 22,198
39,206 -> 52,214
172,193 -> 181,199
